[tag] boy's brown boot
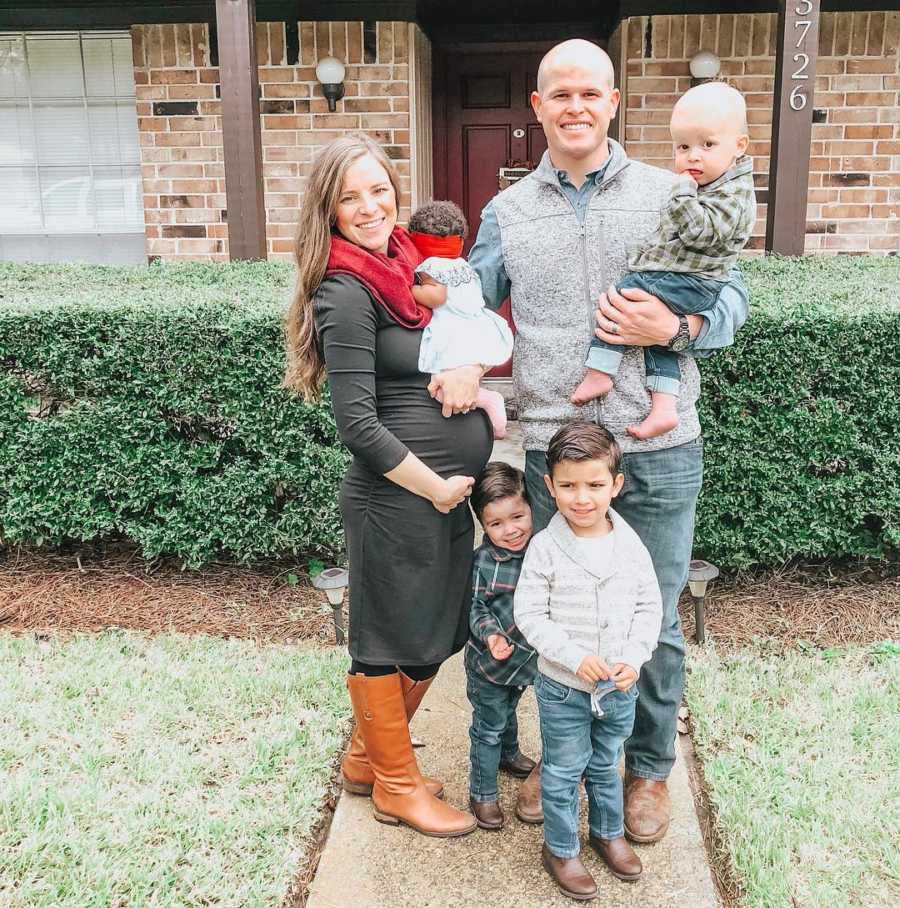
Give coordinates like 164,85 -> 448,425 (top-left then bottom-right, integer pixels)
470,797 -> 504,830
588,834 -> 642,881
515,760 -> 544,824
346,672 -> 476,838
342,671 -> 444,798
541,844 -> 597,901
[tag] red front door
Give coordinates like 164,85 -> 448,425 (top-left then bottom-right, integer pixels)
433,48 -> 549,377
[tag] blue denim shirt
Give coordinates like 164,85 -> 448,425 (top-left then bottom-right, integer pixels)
469,154 -> 749,356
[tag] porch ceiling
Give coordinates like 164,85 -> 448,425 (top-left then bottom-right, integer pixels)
1,1 -> 897,32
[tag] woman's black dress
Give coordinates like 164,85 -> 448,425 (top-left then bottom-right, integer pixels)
314,274 -> 493,665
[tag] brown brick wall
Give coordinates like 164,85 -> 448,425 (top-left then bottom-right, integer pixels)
622,11 -> 900,254
132,22 -> 411,261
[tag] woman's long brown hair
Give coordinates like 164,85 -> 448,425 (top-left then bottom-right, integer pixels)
283,133 -> 403,400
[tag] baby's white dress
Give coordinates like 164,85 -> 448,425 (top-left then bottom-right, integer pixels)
416,256 -> 514,374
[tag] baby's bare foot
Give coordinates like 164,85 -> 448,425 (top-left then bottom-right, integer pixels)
571,370 -> 614,406
627,392 -> 679,440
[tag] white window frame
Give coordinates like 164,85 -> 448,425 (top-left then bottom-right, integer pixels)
0,29 -> 144,238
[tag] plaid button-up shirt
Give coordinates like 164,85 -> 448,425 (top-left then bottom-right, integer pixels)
464,541 -> 537,687
628,155 -> 756,280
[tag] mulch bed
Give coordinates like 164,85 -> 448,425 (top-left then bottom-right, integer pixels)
677,562 -> 899,650
0,546 -> 336,644
2,546 -> 895,649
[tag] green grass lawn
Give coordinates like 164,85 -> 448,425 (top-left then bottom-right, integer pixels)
0,631 -> 349,907
685,642 -> 900,908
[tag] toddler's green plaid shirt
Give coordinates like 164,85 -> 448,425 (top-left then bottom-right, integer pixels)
464,540 -> 537,687
628,154 -> 756,280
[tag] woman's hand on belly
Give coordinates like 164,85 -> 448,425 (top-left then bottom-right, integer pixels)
431,475 -> 475,513
427,364 -> 484,417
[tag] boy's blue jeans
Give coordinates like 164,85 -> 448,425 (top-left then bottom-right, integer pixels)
536,673 -> 638,857
467,670 -> 526,802
525,439 -> 702,781
585,271 -> 723,395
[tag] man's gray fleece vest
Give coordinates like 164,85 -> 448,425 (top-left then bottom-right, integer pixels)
492,140 -> 703,453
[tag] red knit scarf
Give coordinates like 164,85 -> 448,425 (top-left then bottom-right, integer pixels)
325,226 -> 431,329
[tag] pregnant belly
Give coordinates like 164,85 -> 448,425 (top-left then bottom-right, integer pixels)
377,380 -> 493,478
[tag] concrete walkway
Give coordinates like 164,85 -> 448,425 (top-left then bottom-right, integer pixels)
307,425 -> 718,907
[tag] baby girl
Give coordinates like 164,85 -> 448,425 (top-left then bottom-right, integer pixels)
408,200 -> 513,439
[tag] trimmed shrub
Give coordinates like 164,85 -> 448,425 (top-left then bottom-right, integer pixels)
1,255 -> 898,570
696,255 -> 899,569
0,262 -> 347,567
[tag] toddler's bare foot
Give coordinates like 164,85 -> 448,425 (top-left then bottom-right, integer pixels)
571,369 -> 614,406
476,387 -> 507,439
627,391 -> 679,440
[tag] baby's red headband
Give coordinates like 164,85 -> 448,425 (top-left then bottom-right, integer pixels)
409,232 -> 464,259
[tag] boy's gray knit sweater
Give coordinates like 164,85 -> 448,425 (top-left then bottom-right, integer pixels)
513,509 -> 662,694
491,141 -> 699,453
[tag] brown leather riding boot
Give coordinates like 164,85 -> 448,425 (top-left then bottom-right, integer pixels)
346,672 -> 476,838
541,844 -> 597,901
342,672 -> 444,798
515,759 -> 544,824
624,773 -> 671,843
588,834 -> 642,881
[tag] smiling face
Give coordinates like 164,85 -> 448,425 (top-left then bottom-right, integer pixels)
531,42 -> 619,176
480,494 -> 533,552
334,153 -> 397,253
544,458 -> 624,537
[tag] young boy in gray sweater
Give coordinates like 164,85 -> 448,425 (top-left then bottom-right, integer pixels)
514,421 -> 662,899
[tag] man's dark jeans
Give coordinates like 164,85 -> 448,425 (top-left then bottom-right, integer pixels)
466,669 -> 526,802
525,437 -> 703,780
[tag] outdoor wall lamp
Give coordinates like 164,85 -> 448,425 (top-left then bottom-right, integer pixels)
689,49 -> 721,86
312,567 -> 349,645
315,56 -> 346,111
687,559 -> 720,644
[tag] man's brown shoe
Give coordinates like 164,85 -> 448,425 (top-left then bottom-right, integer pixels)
541,845 -> 597,901
624,773 -> 671,843
499,751 -> 537,779
588,834 -> 642,881
470,798 -> 504,830
515,760 -> 543,824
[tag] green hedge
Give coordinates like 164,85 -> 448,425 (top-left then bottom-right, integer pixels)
0,262 -> 347,567
1,255 -> 898,569
696,255 -> 899,569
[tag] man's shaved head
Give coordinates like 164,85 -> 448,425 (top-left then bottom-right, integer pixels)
672,81 -> 748,134
536,39 -> 615,95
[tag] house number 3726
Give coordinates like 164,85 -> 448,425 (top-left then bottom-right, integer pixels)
790,0 -> 814,110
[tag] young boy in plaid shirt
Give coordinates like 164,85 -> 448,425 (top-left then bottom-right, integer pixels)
572,80 -> 756,440
465,462 -> 539,830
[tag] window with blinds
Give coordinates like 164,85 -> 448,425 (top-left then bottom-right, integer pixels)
0,31 -> 145,262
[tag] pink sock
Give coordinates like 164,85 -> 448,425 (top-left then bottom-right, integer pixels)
476,388 -> 507,439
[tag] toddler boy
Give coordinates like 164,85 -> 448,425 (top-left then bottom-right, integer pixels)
571,80 -> 756,441
466,462 -> 539,829
514,422 -> 662,899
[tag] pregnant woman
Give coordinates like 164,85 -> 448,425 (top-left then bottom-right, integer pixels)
284,134 -> 492,837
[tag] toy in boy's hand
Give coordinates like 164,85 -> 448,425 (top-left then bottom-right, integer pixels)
486,633 -> 515,661
591,678 -> 618,718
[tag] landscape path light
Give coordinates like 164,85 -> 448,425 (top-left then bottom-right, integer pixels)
689,50 -> 721,85
312,567 -> 349,645
687,559 -> 719,644
315,56 -> 346,112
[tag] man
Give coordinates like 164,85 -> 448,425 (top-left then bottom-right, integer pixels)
467,38 -> 748,895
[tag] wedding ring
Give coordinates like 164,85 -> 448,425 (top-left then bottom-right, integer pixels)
609,322 -> 619,334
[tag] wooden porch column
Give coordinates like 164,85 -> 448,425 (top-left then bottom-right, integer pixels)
765,0 -> 820,255
216,0 -> 266,260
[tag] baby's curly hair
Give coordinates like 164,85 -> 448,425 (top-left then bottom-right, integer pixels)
408,200 -> 468,238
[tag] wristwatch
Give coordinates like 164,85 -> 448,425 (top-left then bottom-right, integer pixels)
667,315 -> 691,352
